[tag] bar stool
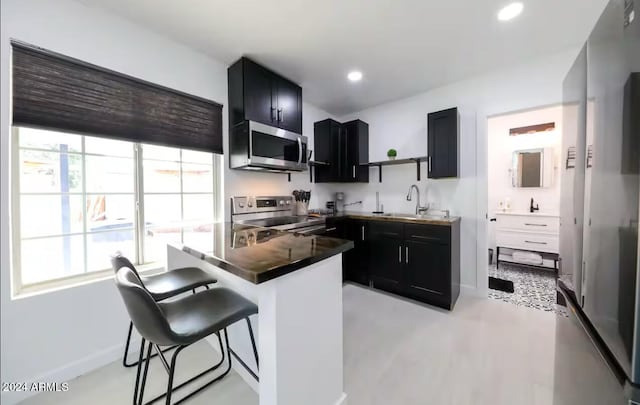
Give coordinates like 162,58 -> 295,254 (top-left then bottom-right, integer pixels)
115,266 -> 259,405
110,254 -> 218,368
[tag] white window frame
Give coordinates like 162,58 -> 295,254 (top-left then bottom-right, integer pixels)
10,127 -> 222,298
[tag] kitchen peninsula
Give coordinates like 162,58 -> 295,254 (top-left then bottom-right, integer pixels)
167,223 -> 353,405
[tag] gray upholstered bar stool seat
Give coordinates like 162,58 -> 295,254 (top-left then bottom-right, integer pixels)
111,254 -> 218,367
115,267 -> 259,405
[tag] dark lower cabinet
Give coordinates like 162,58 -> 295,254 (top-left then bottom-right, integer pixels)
404,240 -> 450,308
340,217 -> 460,310
344,220 -> 369,286
368,222 -> 403,294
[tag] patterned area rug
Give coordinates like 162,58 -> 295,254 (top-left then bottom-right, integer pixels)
488,263 -> 568,317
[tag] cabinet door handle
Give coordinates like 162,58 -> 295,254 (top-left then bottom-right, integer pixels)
325,227 -> 337,232
277,108 -> 283,122
271,107 -> 277,122
428,156 -> 432,172
524,223 -> 547,227
361,225 -> 365,241
398,246 -> 402,263
525,240 -> 547,245
406,247 -> 409,263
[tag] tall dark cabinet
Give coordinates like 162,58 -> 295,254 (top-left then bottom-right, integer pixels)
313,119 -> 369,183
427,107 -> 459,178
228,57 -> 303,134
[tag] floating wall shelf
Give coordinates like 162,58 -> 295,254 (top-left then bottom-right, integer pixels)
364,156 -> 428,182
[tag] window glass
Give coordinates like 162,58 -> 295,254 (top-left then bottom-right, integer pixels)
19,127 -> 82,152
143,144 -> 180,161
85,137 -> 133,157
13,127 -> 218,290
182,163 -> 214,193
183,194 -> 214,221
19,150 -> 82,193
85,156 -> 134,193
21,235 -> 84,285
86,230 -> 136,273
20,195 -> 84,238
182,149 -> 212,164
143,160 -> 181,193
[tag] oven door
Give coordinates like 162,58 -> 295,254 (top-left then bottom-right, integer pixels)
248,121 -> 308,171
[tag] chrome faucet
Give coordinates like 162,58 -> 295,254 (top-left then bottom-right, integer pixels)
406,184 -> 429,215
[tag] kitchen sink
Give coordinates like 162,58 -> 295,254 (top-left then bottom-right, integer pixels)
373,212 -> 449,220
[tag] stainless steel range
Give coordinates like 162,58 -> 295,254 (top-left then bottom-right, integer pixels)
231,195 -> 326,235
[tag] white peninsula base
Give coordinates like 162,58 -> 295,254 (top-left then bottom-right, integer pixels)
168,245 -> 347,405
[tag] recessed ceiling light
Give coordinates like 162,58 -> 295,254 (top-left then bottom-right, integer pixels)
497,2 -> 523,21
347,71 -> 363,82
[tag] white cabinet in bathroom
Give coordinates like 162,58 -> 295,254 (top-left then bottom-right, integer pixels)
495,212 -> 560,270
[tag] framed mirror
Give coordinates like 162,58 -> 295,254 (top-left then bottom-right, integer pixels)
512,148 -> 553,187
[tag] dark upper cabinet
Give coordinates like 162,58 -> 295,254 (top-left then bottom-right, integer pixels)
314,119 -> 343,182
242,60 -> 275,127
427,107 -> 459,178
313,119 -> 369,183
342,120 -> 370,182
228,57 -> 303,134
275,77 -> 303,133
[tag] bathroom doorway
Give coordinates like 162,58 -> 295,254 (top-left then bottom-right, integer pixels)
486,105 -> 567,315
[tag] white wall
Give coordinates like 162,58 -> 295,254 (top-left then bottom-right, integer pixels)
487,106 -> 562,251
326,48 -> 580,291
0,1 -> 333,404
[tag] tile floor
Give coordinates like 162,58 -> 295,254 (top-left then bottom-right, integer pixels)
23,284 -> 623,405
489,262 -> 568,317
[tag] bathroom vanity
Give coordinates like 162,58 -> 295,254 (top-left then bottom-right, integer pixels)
495,211 -> 560,270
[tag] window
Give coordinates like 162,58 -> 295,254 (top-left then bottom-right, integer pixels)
12,127 -> 220,293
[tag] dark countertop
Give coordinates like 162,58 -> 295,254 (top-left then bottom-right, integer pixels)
175,222 -> 353,284
329,210 -> 461,226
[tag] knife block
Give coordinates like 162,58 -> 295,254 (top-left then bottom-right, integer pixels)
295,201 -> 309,216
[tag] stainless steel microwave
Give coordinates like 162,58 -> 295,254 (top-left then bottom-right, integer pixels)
230,121 -> 308,171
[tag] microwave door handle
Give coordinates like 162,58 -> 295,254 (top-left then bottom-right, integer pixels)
297,137 -> 303,164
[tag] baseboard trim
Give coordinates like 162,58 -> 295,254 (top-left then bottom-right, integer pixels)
1,341 -> 128,405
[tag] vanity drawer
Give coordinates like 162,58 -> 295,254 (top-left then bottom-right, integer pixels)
496,214 -> 559,234
496,230 -> 559,253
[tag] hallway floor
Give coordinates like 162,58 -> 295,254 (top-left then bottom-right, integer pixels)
22,284 -> 622,405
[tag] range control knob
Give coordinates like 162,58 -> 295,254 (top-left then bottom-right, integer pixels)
247,201 -> 253,208
238,203 -> 245,208
279,200 -> 285,206
285,200 -> 291,205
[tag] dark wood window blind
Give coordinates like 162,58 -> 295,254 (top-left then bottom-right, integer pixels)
11,40 -> 223,154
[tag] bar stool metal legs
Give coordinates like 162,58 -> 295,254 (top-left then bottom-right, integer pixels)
246,318 -> 259,370
134,329 -> 233,405
123,322 -> 178,368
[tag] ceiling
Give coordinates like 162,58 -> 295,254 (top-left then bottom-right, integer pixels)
79,0 -> 607,115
